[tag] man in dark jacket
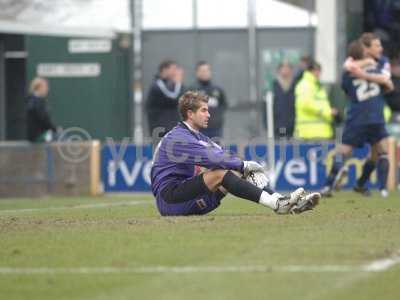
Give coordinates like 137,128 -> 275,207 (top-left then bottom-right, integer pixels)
146,60 -> 184,137
272,61 -> 296,138
189,61 -> 227,139
26,77 -> 57,142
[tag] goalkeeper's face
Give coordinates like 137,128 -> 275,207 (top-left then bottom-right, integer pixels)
188,102 -> 210,130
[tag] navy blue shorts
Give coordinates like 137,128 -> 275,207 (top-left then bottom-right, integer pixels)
342,123 -> 389,148
156,174 -> 226,216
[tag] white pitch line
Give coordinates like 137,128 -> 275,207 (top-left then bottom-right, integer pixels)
0,259 -> 399,275
0,266 -> 358,275
363,254 -> 400,272
1,254 -> 399,275
0,200 -> 151,215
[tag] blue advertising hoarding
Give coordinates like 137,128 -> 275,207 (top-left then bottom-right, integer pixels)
243,143 -> 377,190
101,143 -> 378,192
101,144 -> 153,192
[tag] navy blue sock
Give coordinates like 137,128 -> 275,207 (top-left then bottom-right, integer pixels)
356,159 -> 376,188
324,155 -> 345,187
377,155 -> 389,190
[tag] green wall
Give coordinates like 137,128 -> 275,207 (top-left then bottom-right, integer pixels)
26,35 -> 131,140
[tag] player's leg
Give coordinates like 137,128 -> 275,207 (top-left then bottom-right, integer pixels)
321,144 -> 353,197
159,170 -> 279,215
374,137 -> 390,197
157,174 -> 222,216
214,171 -> 307,210
353,148 -> 377,196
360,124 -> 389,197
203,170 -> 279,208
203,170 -> 319,214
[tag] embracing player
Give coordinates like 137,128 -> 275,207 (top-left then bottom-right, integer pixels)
321,34 -> 394,198
151,91 -> 320,216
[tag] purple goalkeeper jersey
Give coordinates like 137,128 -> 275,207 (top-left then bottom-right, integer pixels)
151,122 -> 243,197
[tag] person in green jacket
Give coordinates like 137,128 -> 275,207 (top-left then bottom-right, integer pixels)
294,61 -> 338,140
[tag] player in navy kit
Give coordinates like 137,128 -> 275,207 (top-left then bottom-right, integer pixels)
352,33 -> 392,197
321,36 -> 394,198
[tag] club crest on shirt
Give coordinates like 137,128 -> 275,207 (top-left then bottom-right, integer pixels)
196,198 -> 207,209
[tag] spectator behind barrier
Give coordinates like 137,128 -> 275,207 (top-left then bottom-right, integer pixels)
294,61 -> 339,140
272,61 -> 296,138
189,61 -> 227,140
293,55 -> 312,83
145,59 -> 184,138
26,77 -> 57,143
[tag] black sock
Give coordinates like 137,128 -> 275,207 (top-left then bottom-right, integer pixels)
325,160 -> 344,187
356,159 -> 376,188
377,155 -> 389,190
221,171 -> 263,203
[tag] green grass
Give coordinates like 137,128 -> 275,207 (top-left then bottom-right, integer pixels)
1,192 -> 400,300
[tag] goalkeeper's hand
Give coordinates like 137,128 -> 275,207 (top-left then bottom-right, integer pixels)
242,161 -> 265,176
245,170 -> 269,189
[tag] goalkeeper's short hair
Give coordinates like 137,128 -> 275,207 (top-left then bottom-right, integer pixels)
178,91 -> 209,121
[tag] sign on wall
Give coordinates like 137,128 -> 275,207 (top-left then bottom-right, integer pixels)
102,145 -> 153,192
37,63 -> 101,77
244,143 -> 378,190
68,39 -> 112,53
101,143 -> 378,192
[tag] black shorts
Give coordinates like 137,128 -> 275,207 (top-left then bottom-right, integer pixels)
161,174 -> 225,204
342,123 -> 389,148
157,174 -> 226,216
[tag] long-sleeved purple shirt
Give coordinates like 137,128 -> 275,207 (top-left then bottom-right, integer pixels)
151,122 -> 243,197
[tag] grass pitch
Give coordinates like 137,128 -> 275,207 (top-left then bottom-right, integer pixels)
1,191 -> 400,300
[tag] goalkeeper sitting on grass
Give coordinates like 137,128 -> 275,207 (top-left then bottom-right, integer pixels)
151,91 -> 320,216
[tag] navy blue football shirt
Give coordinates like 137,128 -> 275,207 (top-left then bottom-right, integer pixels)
341,64 -> 387,126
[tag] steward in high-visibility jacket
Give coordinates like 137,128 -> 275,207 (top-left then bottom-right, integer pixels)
294,63 -> 336,140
